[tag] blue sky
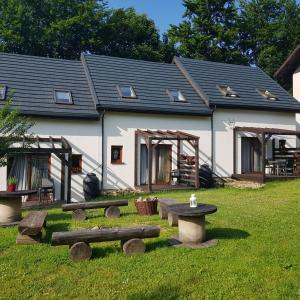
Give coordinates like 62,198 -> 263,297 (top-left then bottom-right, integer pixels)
107,0 -> 185,34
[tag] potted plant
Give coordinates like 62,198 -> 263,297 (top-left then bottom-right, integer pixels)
7,176 -> 17,192
134,196 -> 158,215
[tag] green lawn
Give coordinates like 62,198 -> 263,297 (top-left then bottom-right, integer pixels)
0,180 -> 299,300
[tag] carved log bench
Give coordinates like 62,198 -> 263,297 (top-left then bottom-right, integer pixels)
62,200 -> 128,221
158,198 -> 179,227
51,225 -> 160,262
16,211 -> 48,245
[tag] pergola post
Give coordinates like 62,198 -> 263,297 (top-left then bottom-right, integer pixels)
233,128 -> 237,175
261,132 -> 266,182
177,139 -> 180,170
66,149 -> 72,203
194,139 -> 200,188
147,138 -> 153,192
134,131 -> 138,187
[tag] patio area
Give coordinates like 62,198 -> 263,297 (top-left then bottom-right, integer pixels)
233,126 -> 300,183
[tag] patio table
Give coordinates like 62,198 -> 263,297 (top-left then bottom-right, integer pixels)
168,203 -> 217,244
0,190 -> 37,226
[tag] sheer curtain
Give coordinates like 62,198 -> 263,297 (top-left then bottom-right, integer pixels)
8,155 -> 29,202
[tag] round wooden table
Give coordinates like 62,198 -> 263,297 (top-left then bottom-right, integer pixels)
168,203 -> 217,244
0,190 -> 37,225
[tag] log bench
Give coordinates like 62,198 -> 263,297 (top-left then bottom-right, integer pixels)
158,198 -> 179,227
16,211 -> 48,245
62,200 -> 128,221
51,225 -> 160,262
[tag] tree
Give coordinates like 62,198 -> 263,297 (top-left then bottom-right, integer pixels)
239,0 -> 300,76
94,7 -> 163,61
0,0 -> 109,59
0,95 -> 34,167
167,0 -> 248,64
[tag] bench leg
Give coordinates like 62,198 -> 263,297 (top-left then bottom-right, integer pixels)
69,242 -> 92,262
168,212 -> 178,227
105,206 -> 120,218
72,209 -> 86,221
159,205 -> 168,219
16,232 -> 42,245
121,238 -> 145,256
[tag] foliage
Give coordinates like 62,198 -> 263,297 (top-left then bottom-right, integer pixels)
167,0 -> 300,76
0,95 -> 34,167
7,176 -> 17,185
167,0 -> 248,64
0,181 -> 299,299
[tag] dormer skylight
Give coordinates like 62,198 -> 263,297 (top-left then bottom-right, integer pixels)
117,85 -> 137,99
258,89 -> 278,101
218,85 -> 239,98
167,89 -> 186,102
54,90 -> 73,104
0,85 -> 7,100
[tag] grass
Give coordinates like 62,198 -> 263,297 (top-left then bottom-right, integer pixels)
0,180 -> 300,300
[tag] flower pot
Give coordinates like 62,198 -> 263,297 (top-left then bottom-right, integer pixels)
135,198 -> 158,216
7,185 -> 16,192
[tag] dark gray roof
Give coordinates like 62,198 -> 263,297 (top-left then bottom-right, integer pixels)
0,52 -> 98,119
82,54 -> 211,116
175,57 -> 300,113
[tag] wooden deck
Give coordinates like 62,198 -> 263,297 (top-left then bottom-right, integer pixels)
136,184 -> 197,192
233,173 -> 300,183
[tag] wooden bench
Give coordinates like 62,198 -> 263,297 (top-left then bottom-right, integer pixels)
51,225 -> 160,262
16,211 -> 48,245
62,200 -> 128,221
158,198 -> 179,227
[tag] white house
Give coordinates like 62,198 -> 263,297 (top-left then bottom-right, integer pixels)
1,52 -> 300,203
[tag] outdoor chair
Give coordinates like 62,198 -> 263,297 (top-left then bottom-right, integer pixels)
38,178 -> 55,204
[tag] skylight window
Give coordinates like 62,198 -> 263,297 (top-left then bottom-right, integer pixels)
54,90 -> 73,104
117,85 -> 137,99
167,89 -> 186,102
257,89 -> 278,101
218,85 -> 239,98
0,85 -> 7,100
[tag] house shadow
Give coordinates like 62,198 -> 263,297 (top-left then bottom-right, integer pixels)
128,285 -> 180,300
206,227 -> 250,240
145,239 -> 168,252
46,213 -> 72,222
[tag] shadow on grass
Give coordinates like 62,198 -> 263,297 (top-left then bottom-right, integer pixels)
47,213 -> 71,222
206,227 -> 250,240
128,285 -> 180,300
91,246 -> 118,259
146,239 -> 168,252
43,222 -> 70,243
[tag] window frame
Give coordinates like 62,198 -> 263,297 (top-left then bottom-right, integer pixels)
217,85 -> 240,98
111,145 -> 123,164
257,88 -> 278,101
54,89 -> 73,104
0,85 -> 7,100
71,154 -> 83,174
117,85 -> 137,99
167,89 -> 187,102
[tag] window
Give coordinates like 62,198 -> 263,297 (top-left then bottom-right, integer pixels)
111,146 -> 123,164
117,85 -> 137,99
0,85 -> 7,100
167,89 -> 186,102
257,89 -> 278,101
71,154 -> 82,174
217,85 -> 239,98
54,90 -> 73,104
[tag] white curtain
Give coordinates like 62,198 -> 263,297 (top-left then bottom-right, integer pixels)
8,155 -> 29,202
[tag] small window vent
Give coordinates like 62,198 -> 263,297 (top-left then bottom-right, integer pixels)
0,85 -> 7,100
167,89 -> 186,102
117,85 -> 137,99
217,85 -> 239,98
257,89 -> 278,101
54,90 -> 73,104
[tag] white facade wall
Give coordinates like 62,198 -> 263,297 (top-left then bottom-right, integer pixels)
103,112 -> 212,190
293,67 -> 300,101
213,109 -> 297,176
0,118 -> 101,202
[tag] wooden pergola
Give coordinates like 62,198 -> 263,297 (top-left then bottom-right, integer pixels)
233,126 -> 300,182
7,136 -> 72,203
135,130 -> 200,191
